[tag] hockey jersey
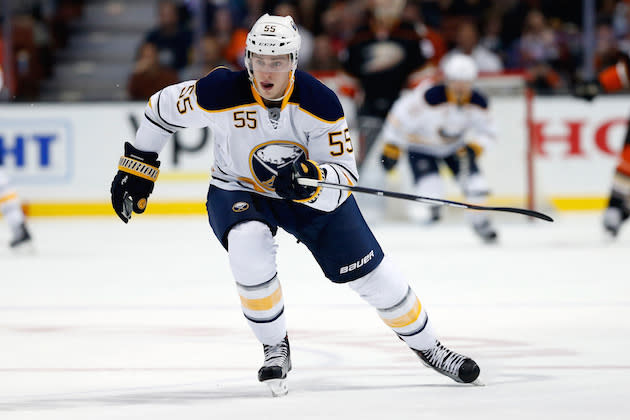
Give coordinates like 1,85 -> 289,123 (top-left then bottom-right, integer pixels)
381,81 -> 497,158
135,67 -> 358,212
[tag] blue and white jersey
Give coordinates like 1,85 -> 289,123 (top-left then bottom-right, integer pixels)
381,81 -> 497,158
135,68 -> 358,212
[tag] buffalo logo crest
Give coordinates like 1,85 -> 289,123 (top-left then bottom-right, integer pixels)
249,141 -> 306,191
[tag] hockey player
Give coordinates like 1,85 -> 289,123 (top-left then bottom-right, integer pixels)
380,53 -> 499,243
0,71 -> 32,249
574,55 -> 630,237
110,14 -> 480,396
0,170 -> 32,248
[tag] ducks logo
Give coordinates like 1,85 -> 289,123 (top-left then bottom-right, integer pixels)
249,141 -> 306,191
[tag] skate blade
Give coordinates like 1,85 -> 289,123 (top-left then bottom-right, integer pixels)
264,378 -> 288,397
10,241 -> 36,255
471,378 -> 485,386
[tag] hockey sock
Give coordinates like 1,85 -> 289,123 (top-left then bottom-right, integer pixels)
348,256 -> 437,350
228,221 -> 286,345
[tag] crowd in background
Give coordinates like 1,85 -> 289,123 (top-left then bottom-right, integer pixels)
4,0 -> 630,101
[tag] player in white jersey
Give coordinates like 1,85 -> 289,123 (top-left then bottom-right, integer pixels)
380,54 -> 499,243
0,71 -> 32,249
110,14 -> 480,396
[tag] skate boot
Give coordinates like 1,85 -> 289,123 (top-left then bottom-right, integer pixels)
9,223 -> 32,249
427,206 -> 441,224
603,207 -> 622,237
258,335 -> 292,397
412,340 -> 480,384
472,220 -> 498,244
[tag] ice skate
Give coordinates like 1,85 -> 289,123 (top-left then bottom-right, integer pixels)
9,223 -> 32,249
258,335 -> 292,397
472,219 -> 498,244
412,340 -> 481,384
425,206 -> 441,225
603,207 -> 625,238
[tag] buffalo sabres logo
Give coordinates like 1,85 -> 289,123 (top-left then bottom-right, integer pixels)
249,141 -> 307,191
232,201 -> 250,212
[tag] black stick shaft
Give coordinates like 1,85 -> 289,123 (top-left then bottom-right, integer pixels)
299,179 -> 554,222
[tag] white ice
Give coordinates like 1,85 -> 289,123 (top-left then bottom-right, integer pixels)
1,212 -> 629,419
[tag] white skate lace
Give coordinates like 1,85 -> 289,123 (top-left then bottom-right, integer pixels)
421,342 -> 466,376
262,341 -> 288,367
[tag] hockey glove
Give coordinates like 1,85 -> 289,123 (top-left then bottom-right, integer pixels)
110,142 -> 160,223
381,143 -> 401,171
274,154 -> 323,202
464,142 -> 483,157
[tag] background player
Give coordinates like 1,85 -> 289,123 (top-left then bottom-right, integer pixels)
575,55 -> 630,238
0,68 -> 32,250
380,53 -> 499,243
110,14 -> 480,396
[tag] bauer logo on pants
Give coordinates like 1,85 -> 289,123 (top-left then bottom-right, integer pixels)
232,202 -> 250,212
339,250 -> 375,274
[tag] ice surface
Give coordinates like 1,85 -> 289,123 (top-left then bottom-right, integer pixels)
1,213 -> 629,419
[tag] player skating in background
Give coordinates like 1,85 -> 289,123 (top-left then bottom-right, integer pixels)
0,67 -> 32,250
0,170 -> 32,249
380,54 -> 499,243
574,55 -> 630,237
110,14 -> 480,396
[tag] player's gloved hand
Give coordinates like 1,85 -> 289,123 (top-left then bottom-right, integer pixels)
462,142 -> 483,157
381,143 -> 401,171
573,79 -> 601,101
274,154 -> 322,202
110,142 -> 160,223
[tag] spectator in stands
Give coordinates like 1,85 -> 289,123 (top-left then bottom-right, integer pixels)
127,42 -> 179,101
144,0 -> 193,71
509,9 -> 563,92
441,20 -> 503,73
213,6 -> 248,70
308,34 -> 341,72
341,0 -> 428,168
180,34 -> 229,81
479,12 -> 504,57
402,0 -> 446,67
274,1 -> 314,69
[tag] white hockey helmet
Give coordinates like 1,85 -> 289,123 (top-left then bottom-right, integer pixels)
443,54 -> 478,82
245,14 -> 301,78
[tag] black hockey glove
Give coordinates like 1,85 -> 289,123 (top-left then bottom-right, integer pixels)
274,154 -> 323,202
110,142 -> 160,223
381,143 -> 401,172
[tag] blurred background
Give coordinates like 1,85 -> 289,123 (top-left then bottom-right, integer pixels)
0,0 -> 628,222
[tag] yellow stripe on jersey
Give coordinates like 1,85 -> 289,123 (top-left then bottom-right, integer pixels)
289,104 -> 346,124
0,192 -> 18,204
239,286 -> 283,311
381,298 -> 422,328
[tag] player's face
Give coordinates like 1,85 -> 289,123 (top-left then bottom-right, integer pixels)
251,54 -> 292,100
447,80 -> 473,102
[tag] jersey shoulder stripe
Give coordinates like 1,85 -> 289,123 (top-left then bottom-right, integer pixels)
289,70 -> 344,123
470,90 -> 489,109
195,67 -> 255,111
424,84 -> 448,106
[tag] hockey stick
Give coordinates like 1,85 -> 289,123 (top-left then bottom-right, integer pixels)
297,178 -> 554,222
